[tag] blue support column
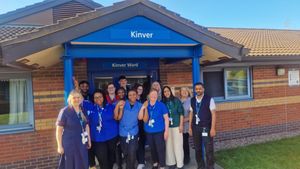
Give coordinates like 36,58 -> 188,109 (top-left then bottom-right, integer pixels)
63,56 -> 73,105
192,45 -> 202,86
192,45 -> 206,164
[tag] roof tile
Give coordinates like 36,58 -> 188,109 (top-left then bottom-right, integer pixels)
209,28 -> 300,56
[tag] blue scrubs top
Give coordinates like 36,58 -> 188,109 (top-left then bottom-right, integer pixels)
119,100 -> 142,137
82,101 -> 118,142
144,101 -> 168,133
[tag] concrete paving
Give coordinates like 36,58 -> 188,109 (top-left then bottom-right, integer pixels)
110,146 -> 223,169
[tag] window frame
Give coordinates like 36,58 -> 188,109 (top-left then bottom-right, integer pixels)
224,67 -> 252,100
202,67 -> 252,102
0,72 -> 34,134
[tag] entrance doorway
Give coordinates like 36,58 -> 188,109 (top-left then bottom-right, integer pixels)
87,59 -> 159,92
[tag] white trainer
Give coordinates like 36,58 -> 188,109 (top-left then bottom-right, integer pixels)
137,164 -> 145,169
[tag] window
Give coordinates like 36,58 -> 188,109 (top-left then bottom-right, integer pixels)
225,68 -> 251,99
0,72 -> 34,133
203,67 -> 252,101
203,71 -> 224,100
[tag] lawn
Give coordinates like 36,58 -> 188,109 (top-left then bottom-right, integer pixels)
215,136 -> 300,169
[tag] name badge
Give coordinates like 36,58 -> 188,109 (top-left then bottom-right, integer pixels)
81,131 -> 88,144
169,117 -> 173,125
202,132 -> 208,137
148,119 -> 155,128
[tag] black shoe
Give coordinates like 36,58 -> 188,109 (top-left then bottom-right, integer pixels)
152,166 -> 158,169
184,158 -> 190,165
168,165 -> 176,169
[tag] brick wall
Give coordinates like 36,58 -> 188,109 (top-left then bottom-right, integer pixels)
161,63 -> 300,141
0,60 -> 87,168
1,60 -> 300,167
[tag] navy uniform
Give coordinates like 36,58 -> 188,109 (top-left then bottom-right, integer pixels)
190,94 -> 216,169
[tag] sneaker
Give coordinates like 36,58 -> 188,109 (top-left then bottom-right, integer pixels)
137,164 -> 145,169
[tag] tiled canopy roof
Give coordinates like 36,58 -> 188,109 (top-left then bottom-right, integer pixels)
0,25 -> 39,42
209,28 -> 300,57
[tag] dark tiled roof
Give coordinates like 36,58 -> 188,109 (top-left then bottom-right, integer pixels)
0,0 -> 102,25
0,25 -> 39,42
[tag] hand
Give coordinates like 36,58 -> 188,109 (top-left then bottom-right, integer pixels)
179,125 -> 183,133
119,100 -> 125,109
188,128 -> 193,136
210,128 -> 216,137
87,140 -> 92,149
57,146 -> 64,154
164,130 -> 168,141
142,101 -> 148,108
73,76 -> 79,90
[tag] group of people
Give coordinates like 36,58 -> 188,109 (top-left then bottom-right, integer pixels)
56,75 -> 217,169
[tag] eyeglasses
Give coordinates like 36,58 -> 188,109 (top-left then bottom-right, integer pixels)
94,96 -> 103,99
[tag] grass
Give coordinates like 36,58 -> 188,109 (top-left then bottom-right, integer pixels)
215,136 -> 300,169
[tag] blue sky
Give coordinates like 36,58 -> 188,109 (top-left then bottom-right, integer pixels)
1,0 -> 300,30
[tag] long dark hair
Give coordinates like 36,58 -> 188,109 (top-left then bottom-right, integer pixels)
92,89 -> 107,106
162,86 -> 175,102
133,83 -> 146,102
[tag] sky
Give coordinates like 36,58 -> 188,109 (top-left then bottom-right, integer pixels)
1,0 -> 300,30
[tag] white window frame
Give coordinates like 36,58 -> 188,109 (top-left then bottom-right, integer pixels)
0,72 -> 34,134
224,67 -> 252,100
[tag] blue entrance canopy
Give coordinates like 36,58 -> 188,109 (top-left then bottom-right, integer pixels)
64,16 -> 202,104
71,16 -> 199,46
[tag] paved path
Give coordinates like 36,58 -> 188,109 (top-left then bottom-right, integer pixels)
110,147 -> 223,169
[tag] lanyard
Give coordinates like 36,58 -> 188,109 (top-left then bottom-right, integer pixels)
196,101 -> 201,116
149,103 -> 156,120
166,101 -> 173,118
77,111 -> 85,132
96,105 -> 104,126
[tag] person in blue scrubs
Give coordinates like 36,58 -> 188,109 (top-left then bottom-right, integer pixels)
144,89 -> 169,169
82,89 -> 119,169
56,90 -> 91,169
114,89 -> 147,169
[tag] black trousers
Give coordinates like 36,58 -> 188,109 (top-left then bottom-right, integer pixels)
120,135 -> 139,169
146,131 -> 166,167
137,120 -> 146,164
183,132 -> 191,164
88,147 -> 96,167
89,136 -> 118,169
192,126 -> 214,169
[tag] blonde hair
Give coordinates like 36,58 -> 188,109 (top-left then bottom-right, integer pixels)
179,87 -> 191,98
67,90 -> 83,106
67,90 -> 87,123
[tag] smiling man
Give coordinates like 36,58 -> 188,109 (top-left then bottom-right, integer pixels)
189,82 -> 217,169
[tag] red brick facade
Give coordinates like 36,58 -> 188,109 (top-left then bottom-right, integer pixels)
1,60 -> 299,168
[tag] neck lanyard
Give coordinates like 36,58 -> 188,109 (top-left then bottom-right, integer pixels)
76,111 -> 85,132
149,102 -> 156,120
196,100 -> 201,116
166,100 -> 173,118
96,105 -> 104,125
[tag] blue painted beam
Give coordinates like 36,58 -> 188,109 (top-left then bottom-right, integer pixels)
192,45 -> 202,89
68,45 -> 194,59
63,56 -> 74,105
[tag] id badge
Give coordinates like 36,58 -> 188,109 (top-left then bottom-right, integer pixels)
148,119 -> 155,127
96,122 -> 102,132
81,131 -> 88,144
195,114 -> 200,125
202,132 -> 208,137
202,127 -> 208,137
169,117 -> 173,125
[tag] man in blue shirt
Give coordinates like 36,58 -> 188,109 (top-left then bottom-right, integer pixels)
114,89 -> 147,169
